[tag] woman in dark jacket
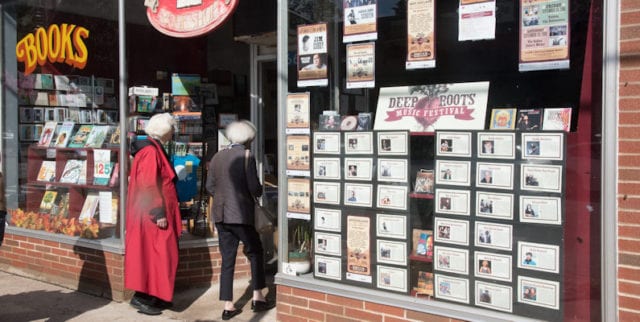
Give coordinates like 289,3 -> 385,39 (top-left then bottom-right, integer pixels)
207,120 -> 274,320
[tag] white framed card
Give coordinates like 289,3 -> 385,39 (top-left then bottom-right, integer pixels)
314,208 -> 342,232
377,131 -> 408,155
376,185 -> 408,210
476,162 -> 514,190
345,131 -> 374,154
521,133 -> 564,161
477,132 -> 516,159
436,131 -> 472,157
434,217 -> 469,246
376,213 -> 407,239
476,191 -> 514,220
435,189 -> 471,216
313,181 -> 341,205
434,246 -> 469,275
435,160 -> 472,186
475,281 -> 513,313
345,157 -> 374,181
474,251 -> 512,282
344,182 -> 373,207
315,232 -> 342,256
435,274 -> 470,304
314,132 -> 341,155
475,221 -> 513,251
519,195 -> 562,225
314,157 -> 341,180
518,241 -> 560,274
377,158 -> 408,183
377,265 -> 408,293
377,240 -> 407,266
521,164 -> 563,193
315,255 -> 342,280
518,276 -> 560,310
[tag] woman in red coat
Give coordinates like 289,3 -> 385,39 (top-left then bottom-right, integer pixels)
125,113 -> 181,315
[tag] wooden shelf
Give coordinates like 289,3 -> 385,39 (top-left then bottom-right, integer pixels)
409,254 -> 433,263
409,193 -> 434,199
409,132 -> 435,136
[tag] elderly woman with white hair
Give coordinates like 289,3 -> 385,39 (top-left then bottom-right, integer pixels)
125,113 -> 182,316
207,120 -> 275,320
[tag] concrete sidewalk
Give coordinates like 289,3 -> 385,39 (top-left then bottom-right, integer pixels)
0,270 -> 277,322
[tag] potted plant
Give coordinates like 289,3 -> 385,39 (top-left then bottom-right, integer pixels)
288,221 -> 312,274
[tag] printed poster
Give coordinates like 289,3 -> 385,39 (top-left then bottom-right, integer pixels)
286,135 -> 311,176
287,178 -> 311,218
458,0 -> 496,41
373,82 -> 489,132
298,23 -> 329,87
406,0 -> 435,69
346,215 -> 372,283
286,92 -> 311,133
346,42 -> 375,89
343,0 -> 378,43
519,0 -> 570,71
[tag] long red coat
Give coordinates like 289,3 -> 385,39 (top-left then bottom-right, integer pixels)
124,139 -> 181,302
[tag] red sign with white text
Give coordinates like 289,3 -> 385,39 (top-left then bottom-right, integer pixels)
146,0 -> 239,38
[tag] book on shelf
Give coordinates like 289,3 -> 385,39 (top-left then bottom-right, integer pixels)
38,190 -> 58,214
489,108 -> 517,130
84,125 -> 110,148
542,107 -> 572,132
413,169 -> 434,194
38,121 -> 58,147
51,192 -> 70,218
68,125 -> 93,148
36,160 -> 56,182
109,163 -> 120,187
59,159 -> 86,184
53,122 -> 75,147
516,108 -> 543,131
107,126 -> 121,146
93,149 -> 114,185
411,229 -> 434,260
35,74 -> 54,90
98,191 -> 116,224
78,192 -> 100,223
413,271 -> 434,297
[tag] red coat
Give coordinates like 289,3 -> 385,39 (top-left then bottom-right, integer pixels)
124,139 -> 181,302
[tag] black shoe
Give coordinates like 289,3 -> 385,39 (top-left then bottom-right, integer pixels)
222,309 -> 242,320
129,296 -> 150,310
137,302 -> 163,316
251,300 -> 276,312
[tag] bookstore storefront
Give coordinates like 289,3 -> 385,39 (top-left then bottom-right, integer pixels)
274,0 -> 618,321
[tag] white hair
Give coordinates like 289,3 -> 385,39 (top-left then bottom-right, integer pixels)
144,113 -> 176,140
225,120 -> 256,145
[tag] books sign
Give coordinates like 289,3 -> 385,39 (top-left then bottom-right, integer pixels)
145,0 -> 239,38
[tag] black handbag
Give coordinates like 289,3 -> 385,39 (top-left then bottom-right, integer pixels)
245,149 -> 276,233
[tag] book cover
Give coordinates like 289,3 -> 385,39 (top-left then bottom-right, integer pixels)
412,229 -> 434,260
414,169 -> 434,194
36,160 -> 56,182
318,114 -> 340,131
109,163 -> 120,187
516,108 -> 543,131
51,192 -> 70,217
107,126 -> 121,146
53,122 -> 75,147
68,125 -> 93,148
84,125 -> 110,148
39,190 -> 58,214
38,121 -> 58,147
48,93 -> 59,106
93,149 -> 113,185
35,74 -> 54,90
78,192 -> 100,223
489,108 -> 517,130
542,107 -> 572,132
98,191 -> 114,224
413,271 -> 434,297
356,112 -> 372,131
59,159 -> 85,184
54,75 -> 70,91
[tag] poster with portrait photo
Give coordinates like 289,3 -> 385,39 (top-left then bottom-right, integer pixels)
346,42 -> 375,89
377,213 -> 407,239
314,157 -> 341,180
345,157 -> 373,181
475,251 -> 512,282
475,221 -> 512,251
345,131 -> 374,154
344,182 -> 373,207
436,132 -> 472,158
314,208 -> 342,232
434,246 -> 469,275
476,162 -> 514,190
314,132 -> 341,155
286,135 -> 310,176
287,178 -> 311,216
313,181 -> 340,205
376,185 -> 408,211
521,132 -> 564,161
520,164 -> 563,193
489,108 -> 517,130
518,276 -> 560,310
475,281 -> 513,313
377,131 -> 408,155
476,191 -> 514,220
377,240 -> 407,266
297,23 -> 329,87
477,132 -> 516,159
518,241 -> 560,274
435,189 -> 471,216
435,274 -> 470,304
519,195 -> 562,225
347,215 -> 372,283
435,160 -> 471,186
315,255 -> 342,281
377,265 -> 408,293
434,217 -> 469,246
343,0 -> 378,43
286,92 -> 311,132
406,0 -> 436,69
377,158 -> 408,183
315,232 -> 342,256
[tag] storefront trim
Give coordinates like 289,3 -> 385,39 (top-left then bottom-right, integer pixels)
5,226 -> 124,254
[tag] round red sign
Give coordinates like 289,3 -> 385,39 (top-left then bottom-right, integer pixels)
146,0 -> 239,38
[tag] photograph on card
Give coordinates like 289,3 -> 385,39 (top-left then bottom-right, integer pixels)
475,281 -> 513,313
434,246 -> 469,275
519,195 -> 562,225
345,131 -> 374,154
520,164 -> 563,193
314,208 -> 342,232
435,189 -> 471,216
476,162 -> 514,190
434,217 -> 470,246
518,241 -> 560,274
476,191 -> 514,220
475,251 -> 512,282
287,178 -> 311,214
521,132 -> 564,161
376,185 -> 408,210
313,132 -> 341,154
377,131 -> 409,155
377,213 -> 407,240
435,274 -> 470,304
377,158 -> 408,183
475,221 -> 513,251
314,157 -> 341,180
377,265 -> 408,293
411,229 -> 434,261
315,232 -> 342,256
346,215 -> 372,282
313,181 -> 341,205
435,160 -> 471,186
315,255 -> 342,281
477,132 -> 516,159
344,182 -> 373,207
436,132 -> 472,158
517,276 -> 560,310
377,239 -> 407,266
345,157 -> 374,181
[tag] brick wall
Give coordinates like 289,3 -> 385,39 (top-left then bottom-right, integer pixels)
619,1 -> 640,320
276,285 -> 466,322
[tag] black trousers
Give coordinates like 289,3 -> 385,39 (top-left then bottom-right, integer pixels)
216,223 -> 265,301
0,210 -> 6,246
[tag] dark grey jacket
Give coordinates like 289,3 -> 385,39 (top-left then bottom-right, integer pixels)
206,145 -> 262,225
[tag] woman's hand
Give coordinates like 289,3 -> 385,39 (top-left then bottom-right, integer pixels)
156,217 -> 168,229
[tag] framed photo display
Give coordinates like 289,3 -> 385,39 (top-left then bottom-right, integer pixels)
517,276 -> 560,310
435,160 -> 471,186
519,195 -> 562,225
474,251 -> 513,282
345,131 -> 374,154
376,185 -> 408,210
520,164 -> 563,193
376,213 -> 407,239
435,217 -> 470,246
314,208 -> 342,232
377,131 -> 408,155
434,246 -> 469,275
315,232 -> 342,256
315,255 -> 342,280
476,191 -> 514,220
435,274 -> 470,304
476,162 -> 514,190
377,265 -> 408,293
377,158 -> 408,183
313,181 -> 341,205
517,241 -> 560,274
435,189 -> 471,216
377,240 -> 407,266
475,221 -> 513,251
436,132 -> 472,158
475,281 -> 513,313
344,182 -> 373,207
477,132 -> 516,159
345,157 -> 374,181
314,157 -> 341,180
521,132 -> 564,161
314,132 -> 341,154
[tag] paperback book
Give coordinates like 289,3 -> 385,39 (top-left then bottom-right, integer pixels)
84,125 -> 110,148
59,159 -> 86,184
68,125 -> 93,148
412,229 -> 434,260
79,192 -> 100,223
93,149 -> 114,185
36,160 -> 56,182
38,121 -> 58,147
413,169 -> 434,194
39,190 -> 58,214
53,122 -> 75,147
